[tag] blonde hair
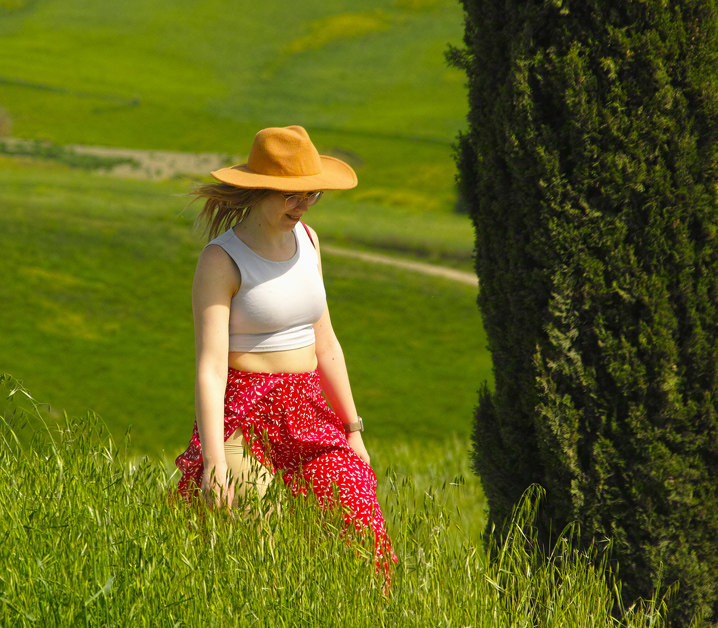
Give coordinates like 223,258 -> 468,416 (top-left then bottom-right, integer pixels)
192,182 -> 274,240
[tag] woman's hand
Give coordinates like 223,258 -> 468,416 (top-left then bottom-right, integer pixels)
201,462 -> 235,512
346,431 -> 370,466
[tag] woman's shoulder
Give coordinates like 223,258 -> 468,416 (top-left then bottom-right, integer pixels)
198,229 -> 239,268
201,228 -> 245,264
204,227 -> 235,250
195,235 -> 241,292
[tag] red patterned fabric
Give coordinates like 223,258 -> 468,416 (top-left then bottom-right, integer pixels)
174,368 -> 398,573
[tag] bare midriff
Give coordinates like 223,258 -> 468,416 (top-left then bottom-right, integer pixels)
227,343 -> 318,374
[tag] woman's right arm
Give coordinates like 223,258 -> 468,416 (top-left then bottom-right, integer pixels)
192,244 -> 239,510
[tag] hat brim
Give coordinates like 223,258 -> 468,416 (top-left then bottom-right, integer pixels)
210,155 -> 357,191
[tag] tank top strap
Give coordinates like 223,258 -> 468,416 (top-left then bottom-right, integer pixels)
296,222 -> 319,265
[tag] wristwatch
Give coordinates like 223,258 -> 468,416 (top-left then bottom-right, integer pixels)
344,416 -> 364,433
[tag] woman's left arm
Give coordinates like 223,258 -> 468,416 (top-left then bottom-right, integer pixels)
308,225 -> 371,466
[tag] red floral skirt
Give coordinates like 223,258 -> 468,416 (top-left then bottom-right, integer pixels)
174,368 -> 398,572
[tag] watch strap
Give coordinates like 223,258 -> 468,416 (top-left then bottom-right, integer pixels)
344,416 -> 364,433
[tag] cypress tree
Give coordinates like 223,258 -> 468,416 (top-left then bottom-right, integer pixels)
449,1 -> 718,624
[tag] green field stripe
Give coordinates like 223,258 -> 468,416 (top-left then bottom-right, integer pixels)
309,123 -> 453,145
0,76 -> 140,106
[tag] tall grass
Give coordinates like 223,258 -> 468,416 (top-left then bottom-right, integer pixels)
1,374 -> 669,627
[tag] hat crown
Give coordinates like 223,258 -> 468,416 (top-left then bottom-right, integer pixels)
247,126 -> 323,177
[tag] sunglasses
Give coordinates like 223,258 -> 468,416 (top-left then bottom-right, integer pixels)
282,191 -> 323,210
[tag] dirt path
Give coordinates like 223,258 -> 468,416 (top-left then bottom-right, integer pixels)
67,144 -> 243,180
322,245 -> 477,286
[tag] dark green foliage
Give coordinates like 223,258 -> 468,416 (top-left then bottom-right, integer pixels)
449,1 -> 718,625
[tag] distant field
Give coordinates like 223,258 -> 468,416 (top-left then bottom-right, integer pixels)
0,0 -> 487,462
0,161 -> 489,459
0,0 -> 467,215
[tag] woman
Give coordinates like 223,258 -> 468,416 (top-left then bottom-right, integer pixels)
174,126 -> 397,571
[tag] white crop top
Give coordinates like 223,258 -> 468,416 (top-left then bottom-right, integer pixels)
206,223 -> 327,353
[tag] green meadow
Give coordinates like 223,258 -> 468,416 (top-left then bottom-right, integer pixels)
0,0 -> 484,509
0,2 -> 482,454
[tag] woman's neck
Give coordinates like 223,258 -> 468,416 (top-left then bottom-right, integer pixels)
233,211 -> 296,259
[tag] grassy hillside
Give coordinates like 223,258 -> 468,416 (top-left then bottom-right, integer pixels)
0,0 -> 467,215
0,0 -> 484,461
0,159 -> 487,459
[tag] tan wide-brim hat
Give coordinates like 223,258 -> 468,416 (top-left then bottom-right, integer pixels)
211,125 -> 357,192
